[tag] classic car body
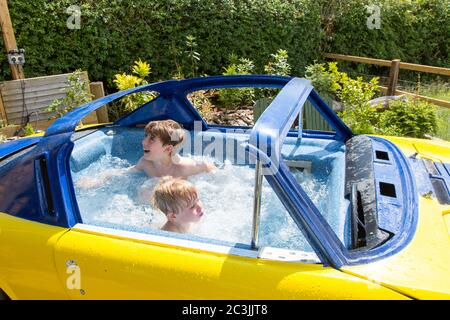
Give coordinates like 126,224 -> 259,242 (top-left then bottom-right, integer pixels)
0,75 -> 449,299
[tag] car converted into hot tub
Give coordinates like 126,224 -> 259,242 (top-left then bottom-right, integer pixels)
0,75 -> 449,300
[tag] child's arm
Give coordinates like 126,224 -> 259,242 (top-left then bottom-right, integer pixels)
76,165 -> 140,189
179,158 -> 217,176
200,161 -> 217,173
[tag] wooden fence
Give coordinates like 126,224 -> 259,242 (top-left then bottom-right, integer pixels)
0,72 -> 107,132
324,53 -> 450,109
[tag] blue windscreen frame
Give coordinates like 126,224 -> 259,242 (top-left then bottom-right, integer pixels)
247,78 -> 350,267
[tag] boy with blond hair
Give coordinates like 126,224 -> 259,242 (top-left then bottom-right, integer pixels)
152,176 -> 204,233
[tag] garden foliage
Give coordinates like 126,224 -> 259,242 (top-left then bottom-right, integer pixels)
218,55 -> 256,108
377,98 -> 437,138
0,0 -> 322,89
306,62 -> 438,137
1,0 -> 448,88
45,69 -> 93,118
325,0 -> 450,70
111,59 -> 156,119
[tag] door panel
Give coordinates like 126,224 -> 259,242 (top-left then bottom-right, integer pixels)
0,214 -> 69,299
53,227 -> 407,299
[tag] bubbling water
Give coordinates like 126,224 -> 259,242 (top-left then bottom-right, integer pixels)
73,154 -> 330,252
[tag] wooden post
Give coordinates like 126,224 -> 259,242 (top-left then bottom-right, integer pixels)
90,82 -> 109,123
387,59 -> 400,96
0,0 -> 25,80
0,87 -> 8,126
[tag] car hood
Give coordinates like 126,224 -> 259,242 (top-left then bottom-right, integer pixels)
342,136 -> 450,300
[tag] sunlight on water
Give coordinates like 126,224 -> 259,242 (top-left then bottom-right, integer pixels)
72,154 -> 330,252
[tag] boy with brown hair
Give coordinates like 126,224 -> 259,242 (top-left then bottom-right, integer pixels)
77,119 -> 215,188
151,176 -> 204,233
136,119 -> 215,177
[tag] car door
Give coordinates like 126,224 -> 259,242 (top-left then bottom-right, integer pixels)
0,213 -> 70,299
52,223 -> 406,299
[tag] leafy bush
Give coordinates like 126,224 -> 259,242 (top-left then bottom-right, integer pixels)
258,49 -> 292,100
336,75 -> 379,111
45,69 -> 93,118
0,0 -> 323,89
217,55 -> 256,108
183,35 -> 201,78
305,62 -> 438,137
305,62 -> 338,97
187,90 -> 216,122
306,62 -> 379,104
325,0 -> 450,70
376,98 -> 437,138
264,49 -> 291,76
338,103 -> 378,134
20,123 -> 36,137
306,62 -> 382,134
110,59 -> 156,119
1,1 -> 448,88
305,62 -> 380,132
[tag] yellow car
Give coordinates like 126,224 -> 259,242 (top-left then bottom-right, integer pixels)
0,76 -> 449,299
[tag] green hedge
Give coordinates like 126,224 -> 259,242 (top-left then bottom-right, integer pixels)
325,0 -> 450,70
0,0 -> 323,90
1,0 -> 448,90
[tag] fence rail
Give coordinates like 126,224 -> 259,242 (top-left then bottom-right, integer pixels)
324,53 -> 450,76
379,86 -> 450,109
324,53 -> 450,108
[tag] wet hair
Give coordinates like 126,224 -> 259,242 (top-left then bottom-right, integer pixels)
151,176 -> 198,215
144,120 -> 185,148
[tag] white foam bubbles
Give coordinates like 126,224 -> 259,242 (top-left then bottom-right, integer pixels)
73,154 -> 330,252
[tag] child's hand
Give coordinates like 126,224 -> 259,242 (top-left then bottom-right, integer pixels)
204,162 -> 217,173
75,169 -> 123,190
75,176 -> 102,189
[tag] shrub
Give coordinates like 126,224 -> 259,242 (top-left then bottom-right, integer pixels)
217,55 -> 256,108
183,35 -> 201,78
110,59 -> 156,119
305,62 -> 337,97
264,49 -> 291,76
376,98 -> 438,138
306,62 -> 379,104
325,0 -> 450,72
20,123 -> 36,137
338,102 -> 379,134
305,62 -> 380,133
187,90 -> 216,122
305,62 -> 438,138
259,49 -> 292,100
0,0 -> 323,89
337,74 -> 379,109
2,1 -> 448,87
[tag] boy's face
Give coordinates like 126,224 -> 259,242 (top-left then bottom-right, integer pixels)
170,197 -> 204,225
142,133 -> 173,161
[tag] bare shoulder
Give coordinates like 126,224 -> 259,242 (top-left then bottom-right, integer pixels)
176,156 -> 216,176
135,157 -> 152,171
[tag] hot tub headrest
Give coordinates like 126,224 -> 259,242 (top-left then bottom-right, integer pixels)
70,138 -> 107,172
